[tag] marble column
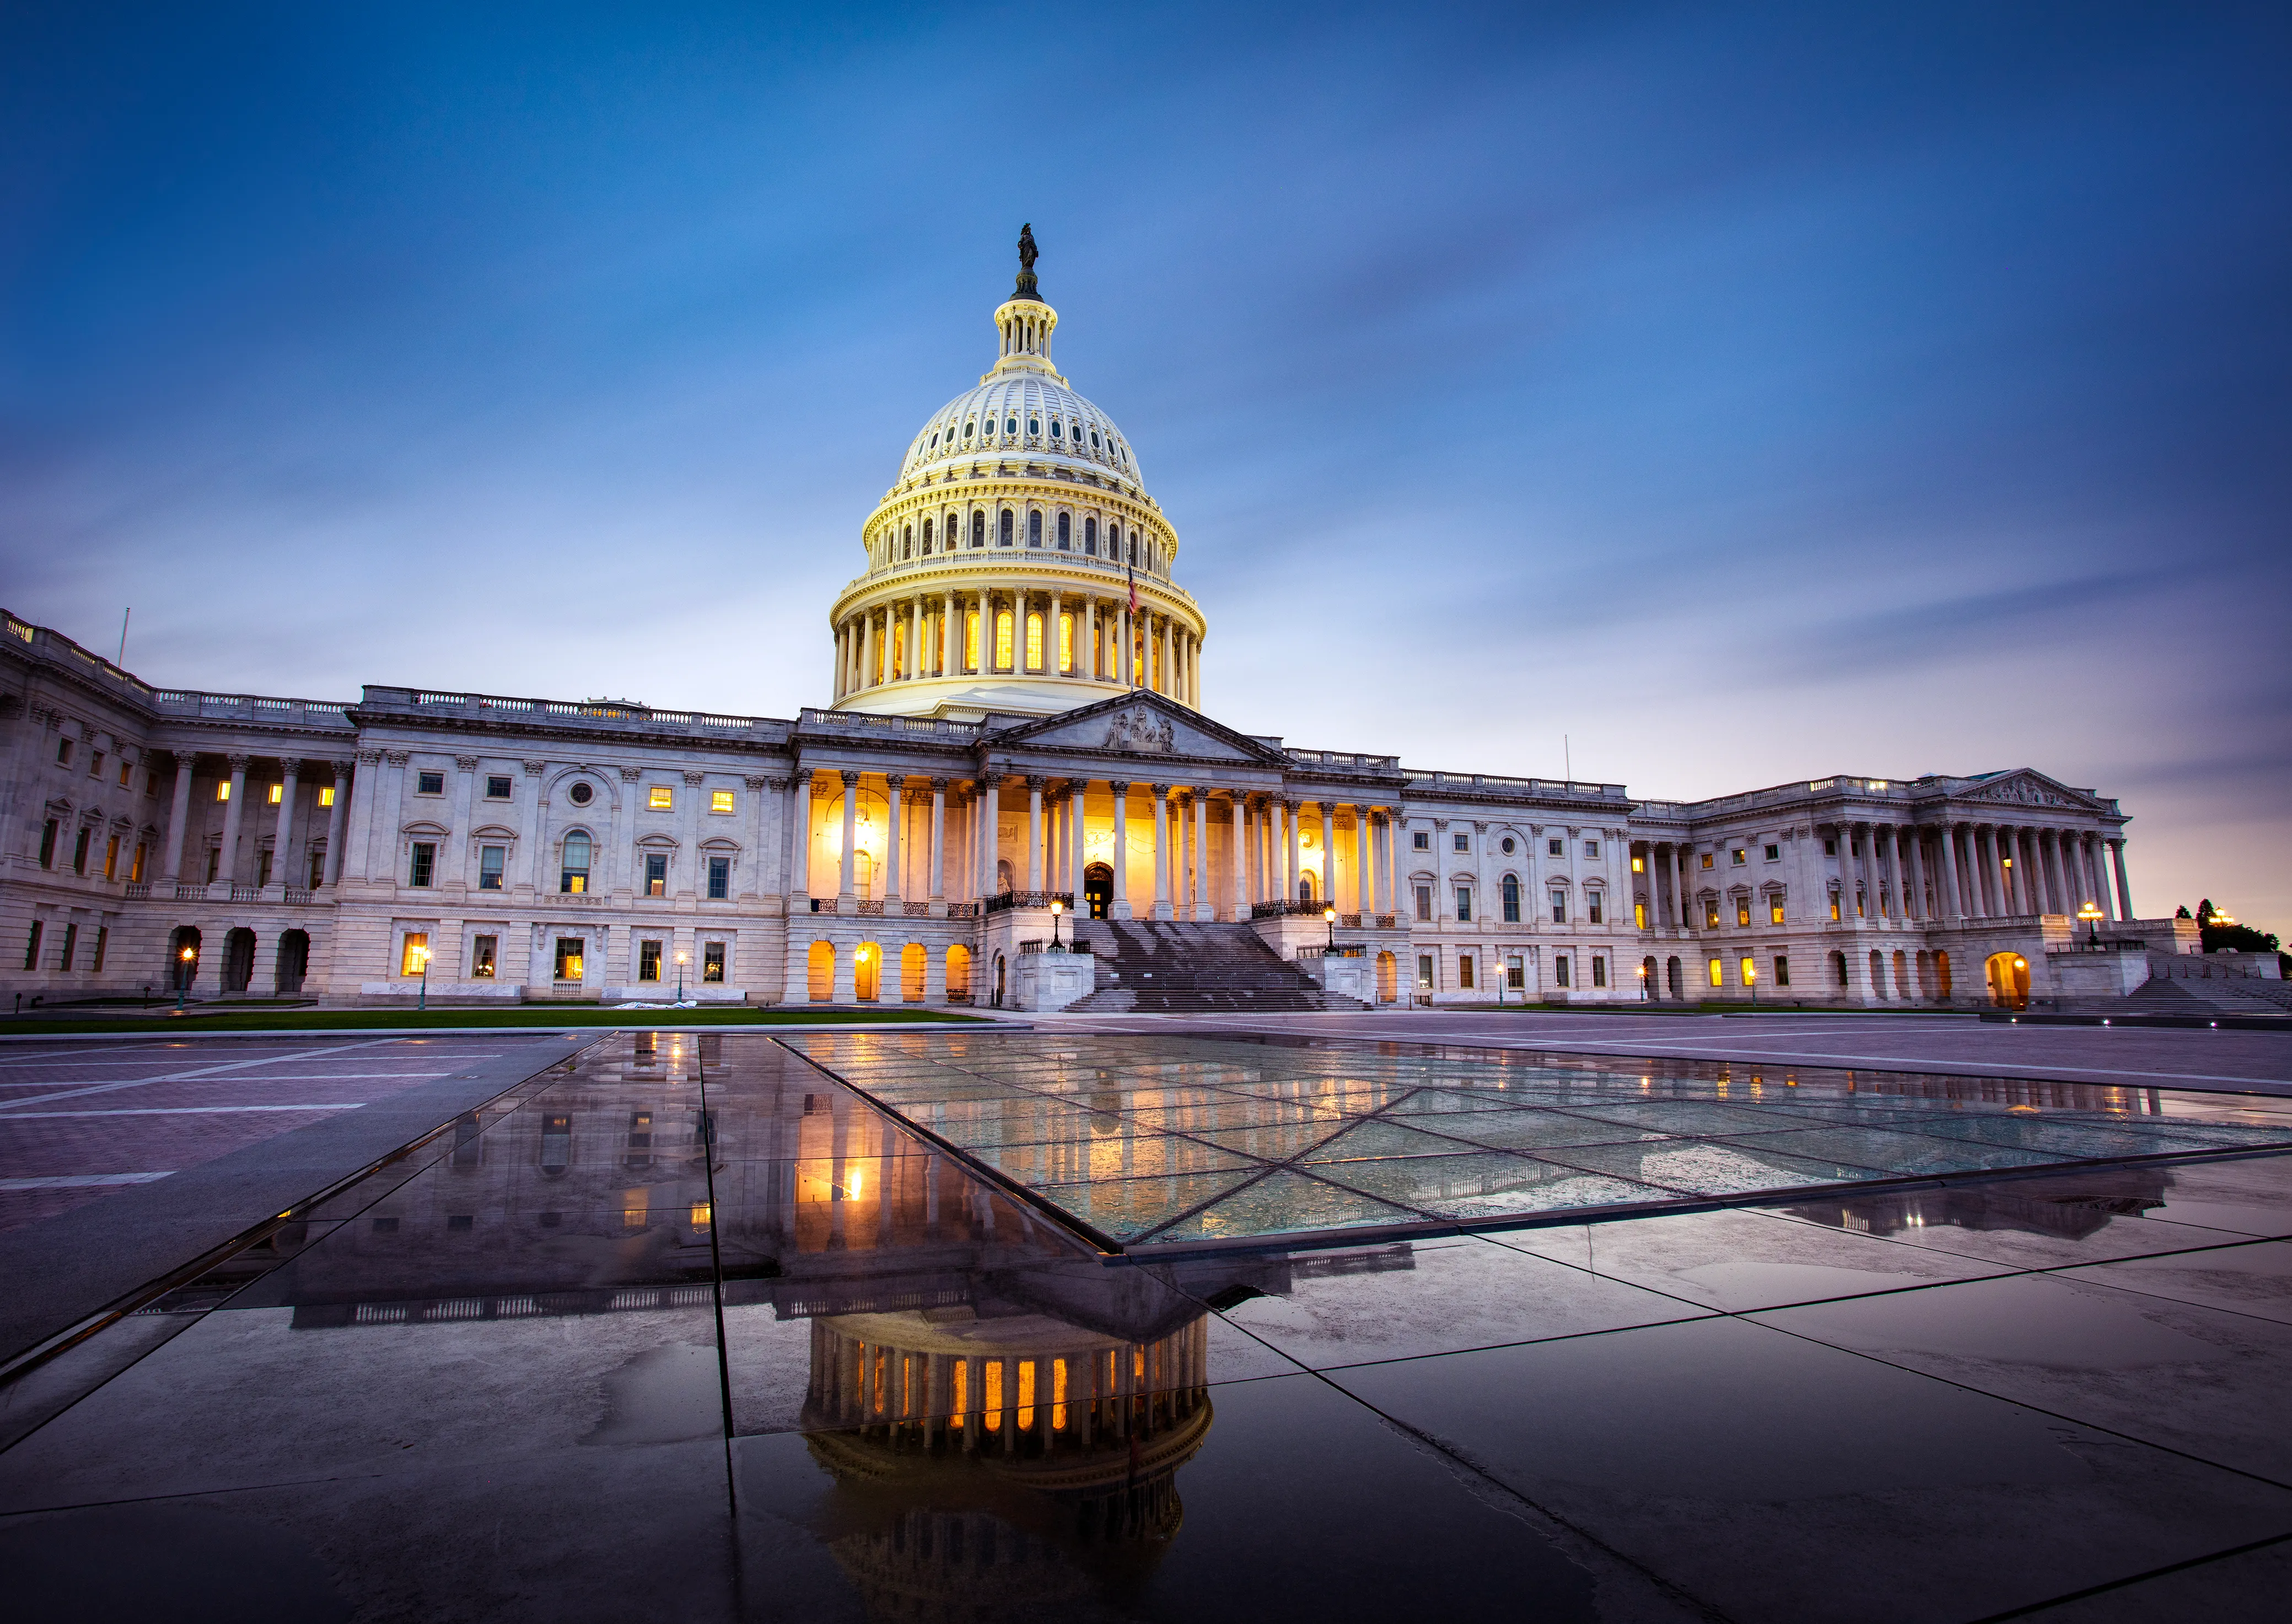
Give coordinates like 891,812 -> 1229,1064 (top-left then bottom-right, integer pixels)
1283,800 -> 1300,905
1110,782 -> 1132,918
1939,824 -> 1964,918
1195,789 -> 1213,919
883,775 -> 905,905
1026,777 -> 1045,894
268,759 -> 301,894
977,775 -> 1002,897
928,779 -> 947,907
323,760 -> 353,886
2110,837 -> 2134,919
838,771 -> 859,906
1354,807 -> 1370,919
1070,783 -> 1089,906
1230,795 -> 1248,921
1149,784 -> 1172,919
1318,802 -> 1338,909
159,755 -> 196,883
216,754 -> 250,890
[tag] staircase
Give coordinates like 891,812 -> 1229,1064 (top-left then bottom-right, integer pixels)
1062,918 -> 1371,1014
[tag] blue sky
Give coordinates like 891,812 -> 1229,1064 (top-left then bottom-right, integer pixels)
4,3 -> 2288,931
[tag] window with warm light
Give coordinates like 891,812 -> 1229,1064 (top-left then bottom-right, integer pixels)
1699,851 -> 1714,869
703,941 -> 725,982
645,853 -> 668,896
1631,856 -> 1645,873
639,940 -> 663,981
1025,611 -> 1044,670
554,937 -> 584,980
1736,899 -> 1751,928
1708,956 -> 1724,988
1770,895 -> 1786,925
471,935 -> 496,978
648,785 -> 673,811
711,789 -> 735,814
1704,900 -> 1721,929
214,781 -> 229,802
266,783 -> 283,805
560,832 -> 591,894
1740,956 -> 1756,986
1829,890 -> 1841,921
995,610 -> 1014,669
478,845 -> 505,890
400,933 -> 429,977
1634,900 -> 1648,929
1058,612 -> 1074,671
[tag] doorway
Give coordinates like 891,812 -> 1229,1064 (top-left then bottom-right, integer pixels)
168,926 -> 201,991
1084,862 -> 1113,918
222,928 -> 256,993
1984,950 -> 2031,1010
275,929 -> 310,993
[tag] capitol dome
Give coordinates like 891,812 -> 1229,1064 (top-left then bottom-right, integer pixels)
826,229 -> 1207,721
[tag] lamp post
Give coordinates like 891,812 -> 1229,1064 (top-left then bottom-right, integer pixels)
176,944 -> 195,1013
1050,896 -> 1064,950
1745,958 -> 1758,1008
413,942 -> 430,1012
2078,901 -> 2103,945
675,949 -> 688,1002
1323,905 -> 1337,950
1638,962 -> 1650,1003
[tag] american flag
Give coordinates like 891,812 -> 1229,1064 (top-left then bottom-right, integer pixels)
1127,562 -> 1138,614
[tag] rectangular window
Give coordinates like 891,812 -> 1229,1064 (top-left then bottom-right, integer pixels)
1501,879 -> 1520,922
648,785 -> 673,811
555,938 -> 585,981
1740,955 -> 1756,988
1416,953 -> 1434,990
1730,848 -> 1746,865
1592,955 -> 1607,988
1631,856 -> 1645,873
1458,954 -> 1475,990
56,738 -> 73,766
266,783 -> 282,805
1454,885 -> 1472,921
995,611 -> 1015,668
478,845 -> 505,890
1507,954 -> 1525,990
1769,896 -> 1785,925
206,847 -> 219,882
103,835 -> 119,880
707,856 -> 730,900
89,751 -> 104,779
1764,843 -> 1780,862
1414,884 -> 1433,922
92,926 -> 107,972
73,827 -> 90,874
416,770 -> 444,795
1584,839 -> 1600,858
639,939 -> 663,981
645,853 -> 668,896
1412,831 -> 1430,851
318,786 -> 334,807
60,923 -> 76,971
131,843 -> 147,883
703,941 -> 725,982
710,789 -> 735,815
1025,611 -> 1044,670
1550,889 -> 1566,924
1709,956 -> 1724,988
1699,851 -> 1713,869
408,842 -> 435,887
1547,837 -> 1563,857
38,819 -> 57,868
1775,955 -> 1791,987
401,933 -> 430,977
216,779 -> 229,801
1587,891 -> 1603,925
255,849 -> 272,888
486,775 -> 513,799
1634,900 -> 1648,929
1452,833 -> 1469,853
1736,899 -> 1751,927
1824,837 -> 1838,856
308,851 -> 324,888
966,611 -> 981,669
119,762 -> 132,788
23,921 -> 41,972
1830,892 -> 1842,922
1059,612 -> 1074,672
1555,955 -> 1571,988
471,935 -> 497,978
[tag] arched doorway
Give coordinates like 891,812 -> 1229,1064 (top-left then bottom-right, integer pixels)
168,926 -> 201,992
1892,949 -> 1911,999
1376,950 -> 1397,1003
992,953 -> 1008,1008
1665,955 -> 1682,999
1642,955 -> 1659,1001
900,943 -> 927,1002
853,942 -> 881,1002
1936,949 -> 1954,999
222,928 -> 256,993
1084,862 -> 1113,918
1985,950 -> 2031,1010
275,929 -> 310,993
1297,872 -> 1316,904
1868,949 -> 1887,1000
945,945 -> 972,1003
806,940 -> 835,1002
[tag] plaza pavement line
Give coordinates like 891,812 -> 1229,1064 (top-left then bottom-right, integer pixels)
0,1173 -> 175,1191
0,1034 -> 605,1375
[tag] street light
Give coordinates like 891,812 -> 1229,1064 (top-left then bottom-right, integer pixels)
412,942 -> 431,1012
2078,901 -> 2103,944
1637,962 -> 1650,1003
1323,905 -> 1337,950
1745,958 -> 1758,1008
1050,896 -> 1064,950
176,944 -> 196,1013
675,949 -> 688,1002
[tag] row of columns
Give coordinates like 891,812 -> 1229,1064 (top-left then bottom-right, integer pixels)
831,587 -> 1202,706
156,752 -> 355,894
1637,822 -> 2132,932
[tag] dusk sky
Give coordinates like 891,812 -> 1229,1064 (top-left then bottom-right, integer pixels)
4,4 -> 2288,932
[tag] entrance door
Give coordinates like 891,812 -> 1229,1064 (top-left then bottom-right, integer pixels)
1984,950 -> 2031,1010
1084,862 -> 1113,919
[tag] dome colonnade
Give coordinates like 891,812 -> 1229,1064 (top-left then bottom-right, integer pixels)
829,254 -> 1206,719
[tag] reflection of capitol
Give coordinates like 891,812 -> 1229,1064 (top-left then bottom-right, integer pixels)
802,1304 -> 1210,1614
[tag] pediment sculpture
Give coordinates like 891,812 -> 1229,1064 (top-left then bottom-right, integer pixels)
1104,706 -> 1174,754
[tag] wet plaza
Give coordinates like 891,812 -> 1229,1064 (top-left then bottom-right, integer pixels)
3,1029 -> 2291,1621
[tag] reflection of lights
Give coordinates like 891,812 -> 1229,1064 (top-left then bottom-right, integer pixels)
691,1202 -> 711,1228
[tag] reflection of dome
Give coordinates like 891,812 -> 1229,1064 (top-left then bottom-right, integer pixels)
801,1306 -> 1210,1621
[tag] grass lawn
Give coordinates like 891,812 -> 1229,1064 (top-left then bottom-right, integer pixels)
0,1006 -> 990,1036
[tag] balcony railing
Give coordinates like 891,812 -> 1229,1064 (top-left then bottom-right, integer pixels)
1251,899 -> 1328,919
984,890 -> 1073,915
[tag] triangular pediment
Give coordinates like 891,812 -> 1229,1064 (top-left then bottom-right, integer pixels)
987,691 -> 1289,766
1954,769 -> 2101,811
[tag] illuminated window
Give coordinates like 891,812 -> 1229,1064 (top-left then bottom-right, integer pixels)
561,832 -> 591,894
1736,899 -> 1751,927
703,941 -> 726,982
215,781 -> 230,802
645,853 -> 668,896
1830,891 -> 1841,922
1730,848 -> 1746,865
266,783 -> 283,805
711,789 -> 735,814
408,842 -> 435,887
1709,956 -> 1724,988
401,932 -> 429,976
554,937 -> 584,980
1631,855 -> 1644,873
478,845 -> 505,890
1769,895 -> 1785,925
103,835 -> 119,880
471,935 -> 497,978
416,771 -> 444,795
1704,900 -> 1721,929
965,610 -> 981,669
1740,956 -> 1756,986
995,610 -> 1015,669
486,775 -> 513,799
1699,851 -> 1714,869
1058,612 -> 1074,671
639,939 -> 663,981
648,785 -> 673,810
708,857 -> 730,900
1025,611 -> 1045,669
1634,900 -> 1648,929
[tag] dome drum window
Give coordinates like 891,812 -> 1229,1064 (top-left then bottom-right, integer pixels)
998,509 -> 1014,546
1027,417 -> 1041,436
963,420 -> 975,439
1027,510 -> 1042,547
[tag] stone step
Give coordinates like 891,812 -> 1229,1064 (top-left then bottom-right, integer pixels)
1063,918 -> 1369,1014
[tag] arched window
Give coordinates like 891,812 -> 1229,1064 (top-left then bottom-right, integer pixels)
561,832 -> 591,895
971,510 -> 986,547
902,524 -> 913,559
1084,516 -> 1097,555
1502,875 -> 1521,922
1057,512 -> 1070,549
1049,419 -> 1062,439
1128,535 -> 1139,566
963,419 -> 975,439
1004,416 -> 1018,435
1025,611 -> 1044,669
1027,416 -> 1041,437
1027,510 -> 1042,547
998,509 -> 1014,546
994,609 -> 1014,669
922,518 -> 933,553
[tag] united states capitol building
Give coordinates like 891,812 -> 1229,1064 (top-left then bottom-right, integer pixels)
2,236 -> 2187,1015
